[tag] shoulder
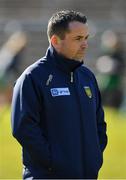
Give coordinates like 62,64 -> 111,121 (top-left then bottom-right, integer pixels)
15,57 -> 47,85
21,57 -> 47,77
24,56 -> 47,76
79,64 -> 97,82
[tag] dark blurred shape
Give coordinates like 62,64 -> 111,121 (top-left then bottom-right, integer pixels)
96,30 -> 125,109
0,22 -> 27,106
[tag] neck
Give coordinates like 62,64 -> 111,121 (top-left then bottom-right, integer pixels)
47,45 -> 83,73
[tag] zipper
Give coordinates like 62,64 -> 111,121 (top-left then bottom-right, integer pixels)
70,72 -> 85,177
70,72 -> 74,83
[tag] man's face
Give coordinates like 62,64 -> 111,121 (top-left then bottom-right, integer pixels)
58,21 -> 89,62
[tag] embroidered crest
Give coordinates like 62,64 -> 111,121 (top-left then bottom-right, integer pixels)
84,86 -> 92,98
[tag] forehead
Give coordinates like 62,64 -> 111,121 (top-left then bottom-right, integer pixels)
67,21 -> 89,35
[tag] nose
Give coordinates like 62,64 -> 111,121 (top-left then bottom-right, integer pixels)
81,40 -> 88,49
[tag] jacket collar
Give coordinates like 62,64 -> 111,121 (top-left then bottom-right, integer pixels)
45,45 -> 83,73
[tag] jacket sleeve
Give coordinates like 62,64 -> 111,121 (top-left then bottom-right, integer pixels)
94,77 -> 108,152
11,73 -> 51,168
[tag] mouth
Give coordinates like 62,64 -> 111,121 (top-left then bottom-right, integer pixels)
78,50 -> 86,55
78,48 -> 87,54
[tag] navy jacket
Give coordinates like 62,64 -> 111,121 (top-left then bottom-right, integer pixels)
11,46 -> 107,179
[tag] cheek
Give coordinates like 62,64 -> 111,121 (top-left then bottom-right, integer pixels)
66,45 -> 76,54
62,42 -> 72,52
61,41 -> 79,55
70,44 -> 80,53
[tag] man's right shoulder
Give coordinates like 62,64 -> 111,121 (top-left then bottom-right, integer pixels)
25,56 -> 47,74
22,56 -> 48,75
15,56 -> 48,84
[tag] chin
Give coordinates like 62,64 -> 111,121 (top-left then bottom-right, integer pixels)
76,58 -> 83,62
77,56 -> 84,61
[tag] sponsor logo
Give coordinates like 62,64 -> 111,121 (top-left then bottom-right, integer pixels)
51,88 -> 70,97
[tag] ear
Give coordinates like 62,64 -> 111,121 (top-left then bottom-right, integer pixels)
50,35 -> 61,48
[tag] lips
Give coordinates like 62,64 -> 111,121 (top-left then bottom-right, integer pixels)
79,48 -> 86,53
78,50 -> 85,54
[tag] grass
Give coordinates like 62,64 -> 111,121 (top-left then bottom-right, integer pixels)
98,107 -> 126,179
0,105 -> 126,179
0,105 -> 22,179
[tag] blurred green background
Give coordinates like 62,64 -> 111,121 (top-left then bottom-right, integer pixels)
0,105 -> 126,179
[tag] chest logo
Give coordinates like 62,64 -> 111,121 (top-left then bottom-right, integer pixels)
51,88 -> 70,97
84,86 -> 92,98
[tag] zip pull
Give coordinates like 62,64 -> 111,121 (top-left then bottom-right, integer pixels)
46,74 -> 53,86
70,72 -> 74,83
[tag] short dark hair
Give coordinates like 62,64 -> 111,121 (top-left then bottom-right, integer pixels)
47,10 -> 87,40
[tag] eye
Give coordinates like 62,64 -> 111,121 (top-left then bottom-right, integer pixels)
85,35 -> 89,40
75,37 -> 82,41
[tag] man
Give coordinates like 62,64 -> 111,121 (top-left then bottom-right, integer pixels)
11,10 -> 107,179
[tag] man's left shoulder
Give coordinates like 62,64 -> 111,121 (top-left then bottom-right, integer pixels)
79,64 -> 96,81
